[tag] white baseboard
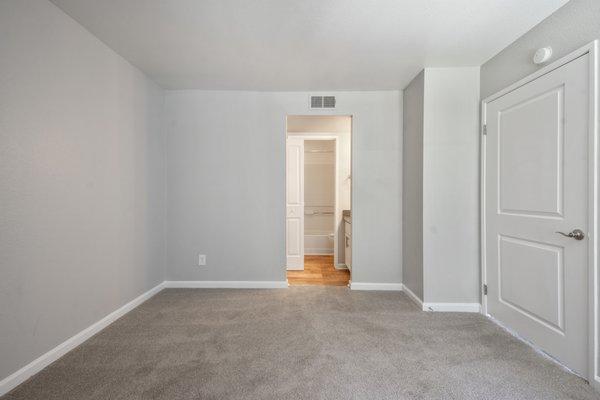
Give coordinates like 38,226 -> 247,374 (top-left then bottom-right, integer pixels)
400,285 -> 480,313
334,263 -> 348,270
422,302 -> 481,313
305,249 -> 334,255
0,281 -> 165,397
350,282 -> 403,291
401,284 -> 424,308
164,281 -> 288,289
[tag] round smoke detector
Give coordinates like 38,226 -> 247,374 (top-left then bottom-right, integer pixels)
533,47 -> 553,64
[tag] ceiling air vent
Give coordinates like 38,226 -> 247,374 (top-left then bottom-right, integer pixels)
310,95 -> 336,109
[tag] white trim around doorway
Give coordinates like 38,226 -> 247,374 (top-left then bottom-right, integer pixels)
285,131 -> 351,270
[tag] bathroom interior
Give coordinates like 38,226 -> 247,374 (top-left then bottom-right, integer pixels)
285,115 -> 352,286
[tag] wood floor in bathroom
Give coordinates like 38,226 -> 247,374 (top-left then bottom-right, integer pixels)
287,255 -> 350,286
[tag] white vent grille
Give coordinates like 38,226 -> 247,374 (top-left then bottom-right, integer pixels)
311,96 -> 323,108
310,95 -> 336,109
323,96 -> 336,108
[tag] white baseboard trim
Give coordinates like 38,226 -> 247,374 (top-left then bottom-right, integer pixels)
400,285 -> 479,312
401,284 -> 424,308
305,250 -> 334,255
350,282 -> 403,291
164,281 -> 288,289
422,302 -> 481,313
334,264 -> 348,270
0,281 -> 165,397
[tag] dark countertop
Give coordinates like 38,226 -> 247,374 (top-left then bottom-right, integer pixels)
343,209 -> 351,224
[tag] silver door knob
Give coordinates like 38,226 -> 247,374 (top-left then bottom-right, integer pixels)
556,229 -> 585,240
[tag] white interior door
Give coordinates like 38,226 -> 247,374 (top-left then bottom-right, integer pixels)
286,137 -> 304,270
485,54 -> 590,375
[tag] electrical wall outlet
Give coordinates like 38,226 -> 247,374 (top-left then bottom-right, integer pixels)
198,254 -> 206,266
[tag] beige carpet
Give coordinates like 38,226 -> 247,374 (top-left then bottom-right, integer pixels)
3,287 -> 599,400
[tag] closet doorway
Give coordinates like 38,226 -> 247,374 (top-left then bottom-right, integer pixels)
285,116 -> 352,286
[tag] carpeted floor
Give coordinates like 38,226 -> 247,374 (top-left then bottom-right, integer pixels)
3,287 -> 599,400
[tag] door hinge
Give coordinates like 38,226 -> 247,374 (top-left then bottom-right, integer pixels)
483,284 -> 488,295
482,125 -> 487,135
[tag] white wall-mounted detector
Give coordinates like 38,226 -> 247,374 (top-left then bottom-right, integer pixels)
533,47 -> 553,64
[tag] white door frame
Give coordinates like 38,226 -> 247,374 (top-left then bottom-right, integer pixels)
286,133 -> 342,267
480,40 -> 598,386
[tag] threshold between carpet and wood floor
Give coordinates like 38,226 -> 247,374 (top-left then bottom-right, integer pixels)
2,287 -> 598,400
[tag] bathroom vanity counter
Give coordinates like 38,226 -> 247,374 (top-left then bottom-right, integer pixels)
343,209 -> 351,224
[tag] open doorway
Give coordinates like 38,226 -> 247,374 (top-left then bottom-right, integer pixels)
285,115 -> 352,286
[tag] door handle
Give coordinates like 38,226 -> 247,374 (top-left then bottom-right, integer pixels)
555,229 -> 585,240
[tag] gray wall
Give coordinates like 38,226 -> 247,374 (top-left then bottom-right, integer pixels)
481,0 -> 600,98
164,91 -> 402,284
0,0 -> 165,381
422,68 -> 480,304
402,72 -> 424,300
402,68 -> 480,305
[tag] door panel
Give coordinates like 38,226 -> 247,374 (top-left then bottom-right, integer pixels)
286,217 -> 301,256
498,235 -> 564,332
485,54 -> 589,375
498,87 -> 563,217
286,137 -> 304,270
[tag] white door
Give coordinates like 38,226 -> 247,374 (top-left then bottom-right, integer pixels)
286,137 -> 304,270
485,54 -> 589,375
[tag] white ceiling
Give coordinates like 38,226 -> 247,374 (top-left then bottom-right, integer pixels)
50,0 -> 568,91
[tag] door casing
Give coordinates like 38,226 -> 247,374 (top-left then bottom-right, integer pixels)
481,40 -> 598,386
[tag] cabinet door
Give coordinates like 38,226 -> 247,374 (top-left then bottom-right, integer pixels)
345,234 -> 352,271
